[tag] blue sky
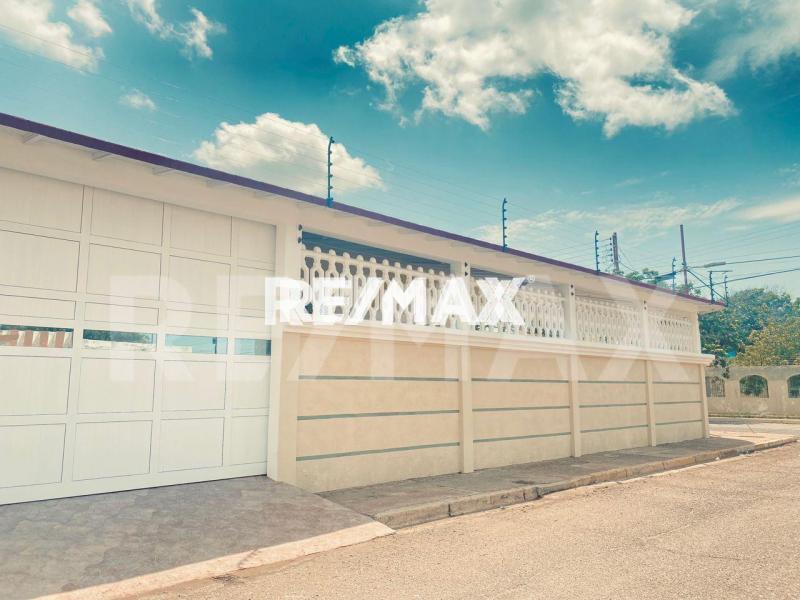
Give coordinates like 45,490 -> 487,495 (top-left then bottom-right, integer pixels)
1,0 -> 799,296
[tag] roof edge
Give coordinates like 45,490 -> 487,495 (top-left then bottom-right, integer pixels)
0,111 -> 724,308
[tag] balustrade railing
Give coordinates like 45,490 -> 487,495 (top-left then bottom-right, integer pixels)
299,245 -> 698,352
575,296 -> 643,347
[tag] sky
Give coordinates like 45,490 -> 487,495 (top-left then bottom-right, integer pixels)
0,0 -> 799,297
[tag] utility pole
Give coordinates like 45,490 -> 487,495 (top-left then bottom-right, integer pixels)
709,271 -> 715,302
594,231 -> 600,273
723,274 -> 729,304
611,232 -> 620,275
671,257 -> 677,291
680,224 -> 689,292
501,198 -> 508,251
326,136 -> 334,208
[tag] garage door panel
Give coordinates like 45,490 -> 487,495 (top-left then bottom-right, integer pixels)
84,303 -> 159,326
237,220 -> 275,264
73,421 -> 152,480
0,424 -> 65,487
0,167 -> 83,232
0,356 -> 70,416
1,188 -> 274,504
0,231 -> 79,292
171,206 -> 231,256
91,189 -> 163,246
86,245 -> 161,300
230,362 -> 269,409
78,358 -> 155,414
167,256 -> 230,307
159,418 -> 224,472
162,361 -> 226,410
229,416 -> 268,465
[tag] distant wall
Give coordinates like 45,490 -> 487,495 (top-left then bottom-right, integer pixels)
707,365 -> 800,418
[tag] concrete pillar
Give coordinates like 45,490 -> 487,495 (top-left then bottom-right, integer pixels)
645,360 -> 657,446
568,353 -> 581,457
267,221 -> 303,482
459,344 -> 474,473
698,363 -> 710,437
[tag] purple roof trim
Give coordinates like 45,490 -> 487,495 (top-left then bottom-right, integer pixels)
0,111 -> 722,307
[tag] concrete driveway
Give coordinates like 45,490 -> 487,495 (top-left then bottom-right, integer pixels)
141,441 -> 800,600
0,477 -> 389,599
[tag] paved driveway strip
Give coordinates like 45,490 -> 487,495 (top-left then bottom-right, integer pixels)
0,478 -> 390,600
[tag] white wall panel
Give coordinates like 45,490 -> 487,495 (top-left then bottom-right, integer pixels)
0,356 -> 70,416
84,303 -> 159,325
162,361 -> 226,410
0,231 -> 79,292
73,421 -> 152,480
230,362 -> 269,409
171,206 -> 231,256
237,219 -> 275,263
0,424 -> 65,488
159,418 -> 224,471
86,244 -> 161,299
0,295 -> 75,320
78,359 -> 155,413
0,167 -> 82,232
91,189 -> 163,246
167,256 -> 230,307
229,416 -> 268,465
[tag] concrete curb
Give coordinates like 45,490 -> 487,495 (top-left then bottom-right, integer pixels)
43,521 -> 394,600
374,437 -> 798,529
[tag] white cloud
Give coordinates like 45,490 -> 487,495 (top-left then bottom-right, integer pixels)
126,0 -> 224,59
67,0 -> 111,38
193,113 -> 384,196
708,0 -> 800,79
0,0 -> 104,70
120,89 -> 156,111
740,197 -> 800,223
335,0 -> 733,135
475,198 -> 740,246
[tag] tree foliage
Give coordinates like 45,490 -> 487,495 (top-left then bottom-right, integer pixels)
733,318 -> 800,366
700,289 -> 800,364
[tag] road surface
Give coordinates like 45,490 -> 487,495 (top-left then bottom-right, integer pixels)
143,440 -> 800,600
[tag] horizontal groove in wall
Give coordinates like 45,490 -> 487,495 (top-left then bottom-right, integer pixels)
654,400 -> 702,405
298,409 -> 458,420
578,380 -> 646,385
471,378 -> 568,384
296,441 -> 460,461
653,381 -> 700,385
297,375 -> 458,382
581,424 -> 648,434
474,405 -> 570,412
579,403 -> 647,408
474,431 -> 571,443
656,419 -> 703,426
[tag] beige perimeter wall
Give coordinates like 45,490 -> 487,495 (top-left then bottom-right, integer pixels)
279,330 -> 708,493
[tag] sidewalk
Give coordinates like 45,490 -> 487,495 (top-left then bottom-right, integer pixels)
322,432 -> 797,529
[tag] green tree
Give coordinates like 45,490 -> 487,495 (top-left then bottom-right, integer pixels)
700,289 -> 800,364
733,318 -> 800,366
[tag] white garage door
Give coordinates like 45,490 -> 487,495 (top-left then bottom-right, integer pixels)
0,167 -> 274,504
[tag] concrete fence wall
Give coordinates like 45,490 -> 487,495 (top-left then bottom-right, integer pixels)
277,328 -> 709,493
707,366 -> 800,418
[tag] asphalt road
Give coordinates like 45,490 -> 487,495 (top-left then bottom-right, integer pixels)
144,441 -> 800,600
710,417 -> 800,437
